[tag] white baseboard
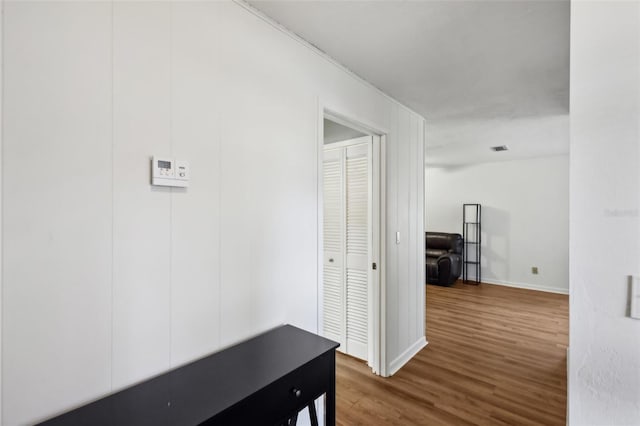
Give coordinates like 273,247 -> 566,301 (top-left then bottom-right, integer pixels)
480,278 -> 569,295
387,336 -> 427,376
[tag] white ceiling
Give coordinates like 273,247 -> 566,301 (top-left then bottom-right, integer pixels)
247,0 -> 570,166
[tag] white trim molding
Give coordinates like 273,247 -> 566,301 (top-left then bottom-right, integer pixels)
387,337 -> 427,377
317,102 -> 387,378
480,278 -> 569,295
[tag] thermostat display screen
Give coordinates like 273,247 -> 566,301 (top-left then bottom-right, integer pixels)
158,160 -> 171,169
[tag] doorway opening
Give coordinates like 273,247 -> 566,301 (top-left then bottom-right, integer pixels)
423,140 -> 570,421
318,113 -> 385,376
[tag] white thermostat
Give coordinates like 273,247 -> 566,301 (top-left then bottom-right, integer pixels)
151,156 -> 190,188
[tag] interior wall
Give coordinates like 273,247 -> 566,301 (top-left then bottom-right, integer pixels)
425,155 -> 569,293
569,1 -> 640,424
1,2 -> 425,424
323,118 -> 366,144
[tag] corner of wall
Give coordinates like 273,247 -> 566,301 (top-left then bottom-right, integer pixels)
387,337 -> 427,377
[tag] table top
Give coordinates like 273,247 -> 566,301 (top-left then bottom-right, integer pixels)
40,325 -> 339,426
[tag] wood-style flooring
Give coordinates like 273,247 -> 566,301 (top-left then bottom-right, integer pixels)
335,282 -> 569,425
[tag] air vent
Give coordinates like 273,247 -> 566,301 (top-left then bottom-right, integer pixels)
490,145 -> 509,152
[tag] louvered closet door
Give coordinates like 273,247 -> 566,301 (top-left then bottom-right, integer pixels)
322,139 -> 371,362
344,143 -> 370,360
322,148 -> 344,347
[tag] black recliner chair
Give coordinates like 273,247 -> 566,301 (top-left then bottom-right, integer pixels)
425,232 -> 463,286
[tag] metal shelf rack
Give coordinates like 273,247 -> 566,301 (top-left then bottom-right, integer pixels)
463,204 -> 481,284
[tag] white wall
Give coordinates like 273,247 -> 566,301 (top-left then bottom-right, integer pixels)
569,1 -> 640,424
1,2 -> 425,424
323,118 -> 366,144
425,156 -> 569,293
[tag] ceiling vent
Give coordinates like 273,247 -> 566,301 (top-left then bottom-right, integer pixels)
490,145 -> 509,152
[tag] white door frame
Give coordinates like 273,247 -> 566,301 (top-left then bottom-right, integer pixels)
317,104 -> 387,376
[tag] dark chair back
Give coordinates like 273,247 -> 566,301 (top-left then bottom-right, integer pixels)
425,232 -> 463,254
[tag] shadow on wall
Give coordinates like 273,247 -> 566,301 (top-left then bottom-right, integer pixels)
481,206 -> 510,282
427,163 -> 475,173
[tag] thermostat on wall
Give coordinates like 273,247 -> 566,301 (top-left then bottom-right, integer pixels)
151,156 -> 190,188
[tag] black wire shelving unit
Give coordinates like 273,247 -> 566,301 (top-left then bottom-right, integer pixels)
462,204 -> 481,284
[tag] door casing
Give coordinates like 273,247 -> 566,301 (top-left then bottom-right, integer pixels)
317,105 -> 386,376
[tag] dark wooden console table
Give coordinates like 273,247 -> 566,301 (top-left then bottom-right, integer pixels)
39,325 -> 339,426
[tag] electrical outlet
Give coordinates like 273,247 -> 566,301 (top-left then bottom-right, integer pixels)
531,266 -> 539,275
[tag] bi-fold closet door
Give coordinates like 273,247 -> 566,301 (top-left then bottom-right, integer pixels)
322,138 -> 371,362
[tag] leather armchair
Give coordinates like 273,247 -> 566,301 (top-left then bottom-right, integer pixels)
425,232 -> 463,286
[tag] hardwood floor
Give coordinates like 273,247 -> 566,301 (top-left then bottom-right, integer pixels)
335,282 -> 569,425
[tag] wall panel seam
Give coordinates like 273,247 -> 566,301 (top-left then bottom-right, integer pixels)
168,1 -> 173,369
109,0 -> 115,394
0,0 -> 4,420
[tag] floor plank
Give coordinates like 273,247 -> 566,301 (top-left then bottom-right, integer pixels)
335,282 -> 569,425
